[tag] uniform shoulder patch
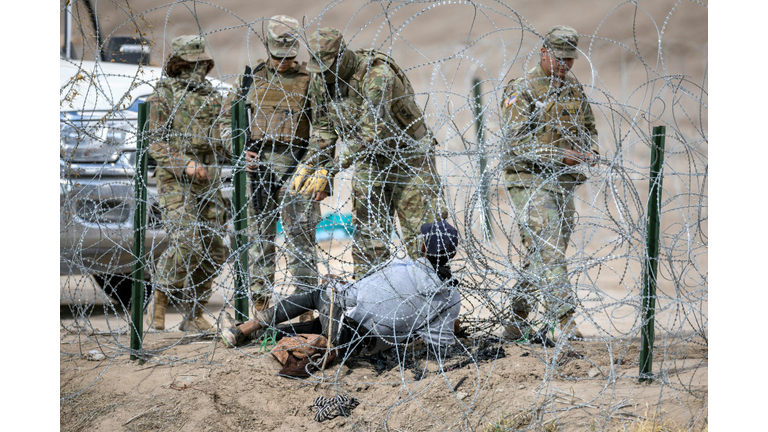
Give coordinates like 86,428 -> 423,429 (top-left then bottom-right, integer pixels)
504,93 -> 518,107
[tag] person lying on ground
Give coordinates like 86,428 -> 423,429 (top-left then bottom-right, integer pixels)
221,221 -> 462,356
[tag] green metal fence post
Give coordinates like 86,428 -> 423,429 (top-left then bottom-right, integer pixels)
130,102 -> 149,363
471,78 -> 494,239
232,99 -> 250,322
639,125 -> 666,382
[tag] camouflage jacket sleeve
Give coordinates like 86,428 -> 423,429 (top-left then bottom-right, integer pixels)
306,75 -> 339,173
501,79 -> 566,168
207,89 -> 231,161
357,62 -> 396,143
582,93 -> 599,155
146,83 -> 191,177
215,77 -> 249,161
334,62 -> 397,169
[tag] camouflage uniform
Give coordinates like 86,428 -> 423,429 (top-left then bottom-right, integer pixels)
299,28 -> 448,278
500,26 -> 599,337
147,35 -> 228,331
219,16 -> 320,308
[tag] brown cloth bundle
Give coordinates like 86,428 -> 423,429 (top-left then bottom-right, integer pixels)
271,334 -> 337,377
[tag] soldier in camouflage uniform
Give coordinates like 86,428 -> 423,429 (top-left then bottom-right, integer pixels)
219,16 -> 319,320
145,35 -> 228,332
291,27 -> 448,278
500,25 -> 599,341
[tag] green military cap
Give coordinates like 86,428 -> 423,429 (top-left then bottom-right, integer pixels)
544,25 -> 579,59
267,15 -> 301,58
306,27 -> 344,73
171,35 -> 213,62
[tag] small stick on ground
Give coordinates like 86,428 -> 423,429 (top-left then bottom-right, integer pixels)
123,407 -> 159,426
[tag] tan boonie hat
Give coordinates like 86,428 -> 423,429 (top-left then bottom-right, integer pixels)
171,35 -> 213,62
306,27 -> 344,73
544,25 -> 579,59
267,15 -> 301,58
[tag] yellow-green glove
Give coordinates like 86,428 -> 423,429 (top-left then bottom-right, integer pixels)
289,164 -> 313,195
297,168 -> 330,196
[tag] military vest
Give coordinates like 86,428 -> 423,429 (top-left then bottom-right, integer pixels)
154,77 -> 221,156
517,75 -> 588,154
506,70 -> 591,187
247,62 -> 311,145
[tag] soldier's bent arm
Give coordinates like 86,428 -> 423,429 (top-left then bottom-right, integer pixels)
147,88 -> 192,177
353,63 -> 396,148
501,80 -> 566,168
583,97 -> 599,156
306,77 -> 339,173
214,77 -> 250,161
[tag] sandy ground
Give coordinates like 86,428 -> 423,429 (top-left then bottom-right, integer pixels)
60,0 -> 707,430
61,238 -> 707,431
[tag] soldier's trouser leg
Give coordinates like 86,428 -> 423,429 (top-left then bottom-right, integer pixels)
154,185 -> 204,323
280,187 -> 320,294
185,213 -> 227,331
246,178 -> 279,301
146,289 -> 169,331
507,186 -> 575,326
352,180 -> 396,278
394,155 -> 449,258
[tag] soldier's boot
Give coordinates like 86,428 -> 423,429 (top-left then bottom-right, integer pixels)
559,314 -> 584,340
179,301 -> 215,332
179,282 -> 214,332
502,311 -> 532,341
146,290 -> 169,331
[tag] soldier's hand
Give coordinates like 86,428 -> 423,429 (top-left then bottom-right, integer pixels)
298,169 -> 330,198
185,160 -> 209,181
312,191 -> 330,202
245,151 -> 260,172
563,149 -> 597,167
289,164 -> 313,195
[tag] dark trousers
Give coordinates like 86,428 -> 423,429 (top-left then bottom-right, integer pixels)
260,288 -> 366,355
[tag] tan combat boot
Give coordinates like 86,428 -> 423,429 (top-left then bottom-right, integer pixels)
146,290 -> 169,331
501,311 -> 531,341
559,316 -> 584,340
179,301 -> 214,333
502,323 -> 531,341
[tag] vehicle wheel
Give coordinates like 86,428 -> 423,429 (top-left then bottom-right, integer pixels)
91,274 -> 152,308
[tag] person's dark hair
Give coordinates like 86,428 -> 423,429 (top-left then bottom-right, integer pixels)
426,254 -> 457,286
165,55 -> 215,78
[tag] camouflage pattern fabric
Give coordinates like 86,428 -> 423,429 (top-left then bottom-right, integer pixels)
219,61 -> 319,298
543,25 -> 579,59
172,35 -> 213,62
267,15 -> 301,59
506,186 -> 576,322
500,56 -> 599,326
500,63 -> 599,195
146,64 -> 228,306
351,155 -> 446,277
244,151 -> 320,298
306,27 -> 344,73
305,29 -> 448,277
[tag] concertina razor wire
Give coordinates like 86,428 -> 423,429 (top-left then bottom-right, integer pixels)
60,1 -> 707,430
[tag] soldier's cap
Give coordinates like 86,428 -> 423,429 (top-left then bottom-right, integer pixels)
172,35 -> 213,62
421,221 -> 459,258
267,15 -> 301,59
544,25 -> 579,59
306,27 -> 345,73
